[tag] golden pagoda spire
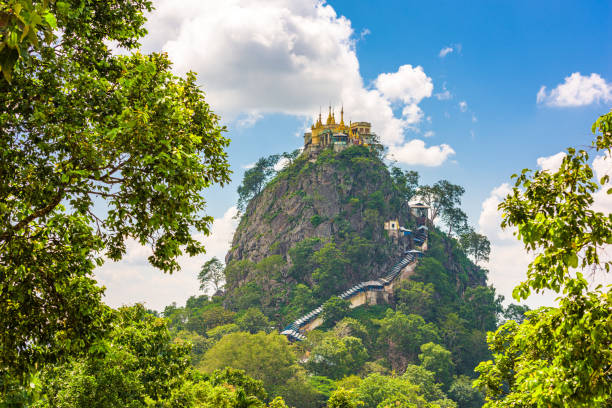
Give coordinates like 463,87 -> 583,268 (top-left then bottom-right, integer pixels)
326,105 -> 333,125
339,105 -> 345,126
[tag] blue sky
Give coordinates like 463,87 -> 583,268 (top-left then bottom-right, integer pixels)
96,0 -> 612,311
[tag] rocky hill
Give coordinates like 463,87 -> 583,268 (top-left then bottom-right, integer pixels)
224,146 -> 415,317
223,145 -> 488,327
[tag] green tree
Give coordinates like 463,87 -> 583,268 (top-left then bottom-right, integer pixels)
305,335 -> 369,380
187,306 -> 236,335
447,375 -> 484,408
501,304 -> 530,324
376,310 -> 440,372
459,229 -> 491,265
418,343 -> 455,390
321,296 -> 351,325
333,317 -> 369,345
34,305 -> 191,407
236,308 -> 271,334
237,154 -> 281,212
327,388 -> 359,408
0,0 -> 57,81
209,367 -> 268,403
170,368 -> 270,408
402,365 -> 447,402
460,286 -> 503,332
441,207 -> 469,237
281,149 -> 301,166
174,330 -> 209,366
390,167 -> 420,205
288,237 -> 322,281
268,396 -> 290,408
312,242 -> 349,298
417,180 -> 465,224
0,0 -> 231,383
199,257 -> 226,293
474,113 -> 612,407
199,332 -> 298,397
354,373 -> 427,408
394,280 -> 436,321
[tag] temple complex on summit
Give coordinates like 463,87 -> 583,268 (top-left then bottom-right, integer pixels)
303,106 -> 377,153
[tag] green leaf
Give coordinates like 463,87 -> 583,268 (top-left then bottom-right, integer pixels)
568,253 -> 578,268
43,11 -> 57,29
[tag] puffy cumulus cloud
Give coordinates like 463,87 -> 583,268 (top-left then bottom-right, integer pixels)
536,151 -> 565,172
387,140 -> 455,167
141,0 -> 454,166
438,46 -> 454,58
374,64 -> 433,105
536,72 -> 612,107
479,152 -> 612,308
143,0 -> 357,120
95,206 -> 239,311
401,104 -> 425,125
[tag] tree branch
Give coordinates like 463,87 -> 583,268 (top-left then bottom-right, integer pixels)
0,186 -> 65,243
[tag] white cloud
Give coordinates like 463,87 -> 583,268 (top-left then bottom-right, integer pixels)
95,206 -> 239,311
274,157 -> 291,171
439,46 -> 453,58
439,43 -> 461,58
359,28 -> 370,40
423,130 -> 435,138
237,111 -> 263,127
536,72 -> 612,107
435,90 -> 452,100
387,140 -> 455,167
536,151 -> 565,172
242,162 -> 256,169
143,0 -> 358,119
459,101 -> 468,112
374,64 -> 433,105
141,0 -> 454,166
401,104 -> 425,125
471,114 -> 477,123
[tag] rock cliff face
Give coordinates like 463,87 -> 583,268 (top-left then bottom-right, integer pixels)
224,147 -> 413,313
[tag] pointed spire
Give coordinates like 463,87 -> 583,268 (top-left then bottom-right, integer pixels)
326,105 -> 333,125
340,104 -> 345,126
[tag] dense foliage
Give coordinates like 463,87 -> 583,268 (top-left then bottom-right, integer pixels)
475,112 -> 612,407
0,0 -> 231,387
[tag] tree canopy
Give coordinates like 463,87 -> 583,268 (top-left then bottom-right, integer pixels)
417,180 -> 465,224
0,0 -> 231,383
475,112 -> 612,407
199,257 -> 226,293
